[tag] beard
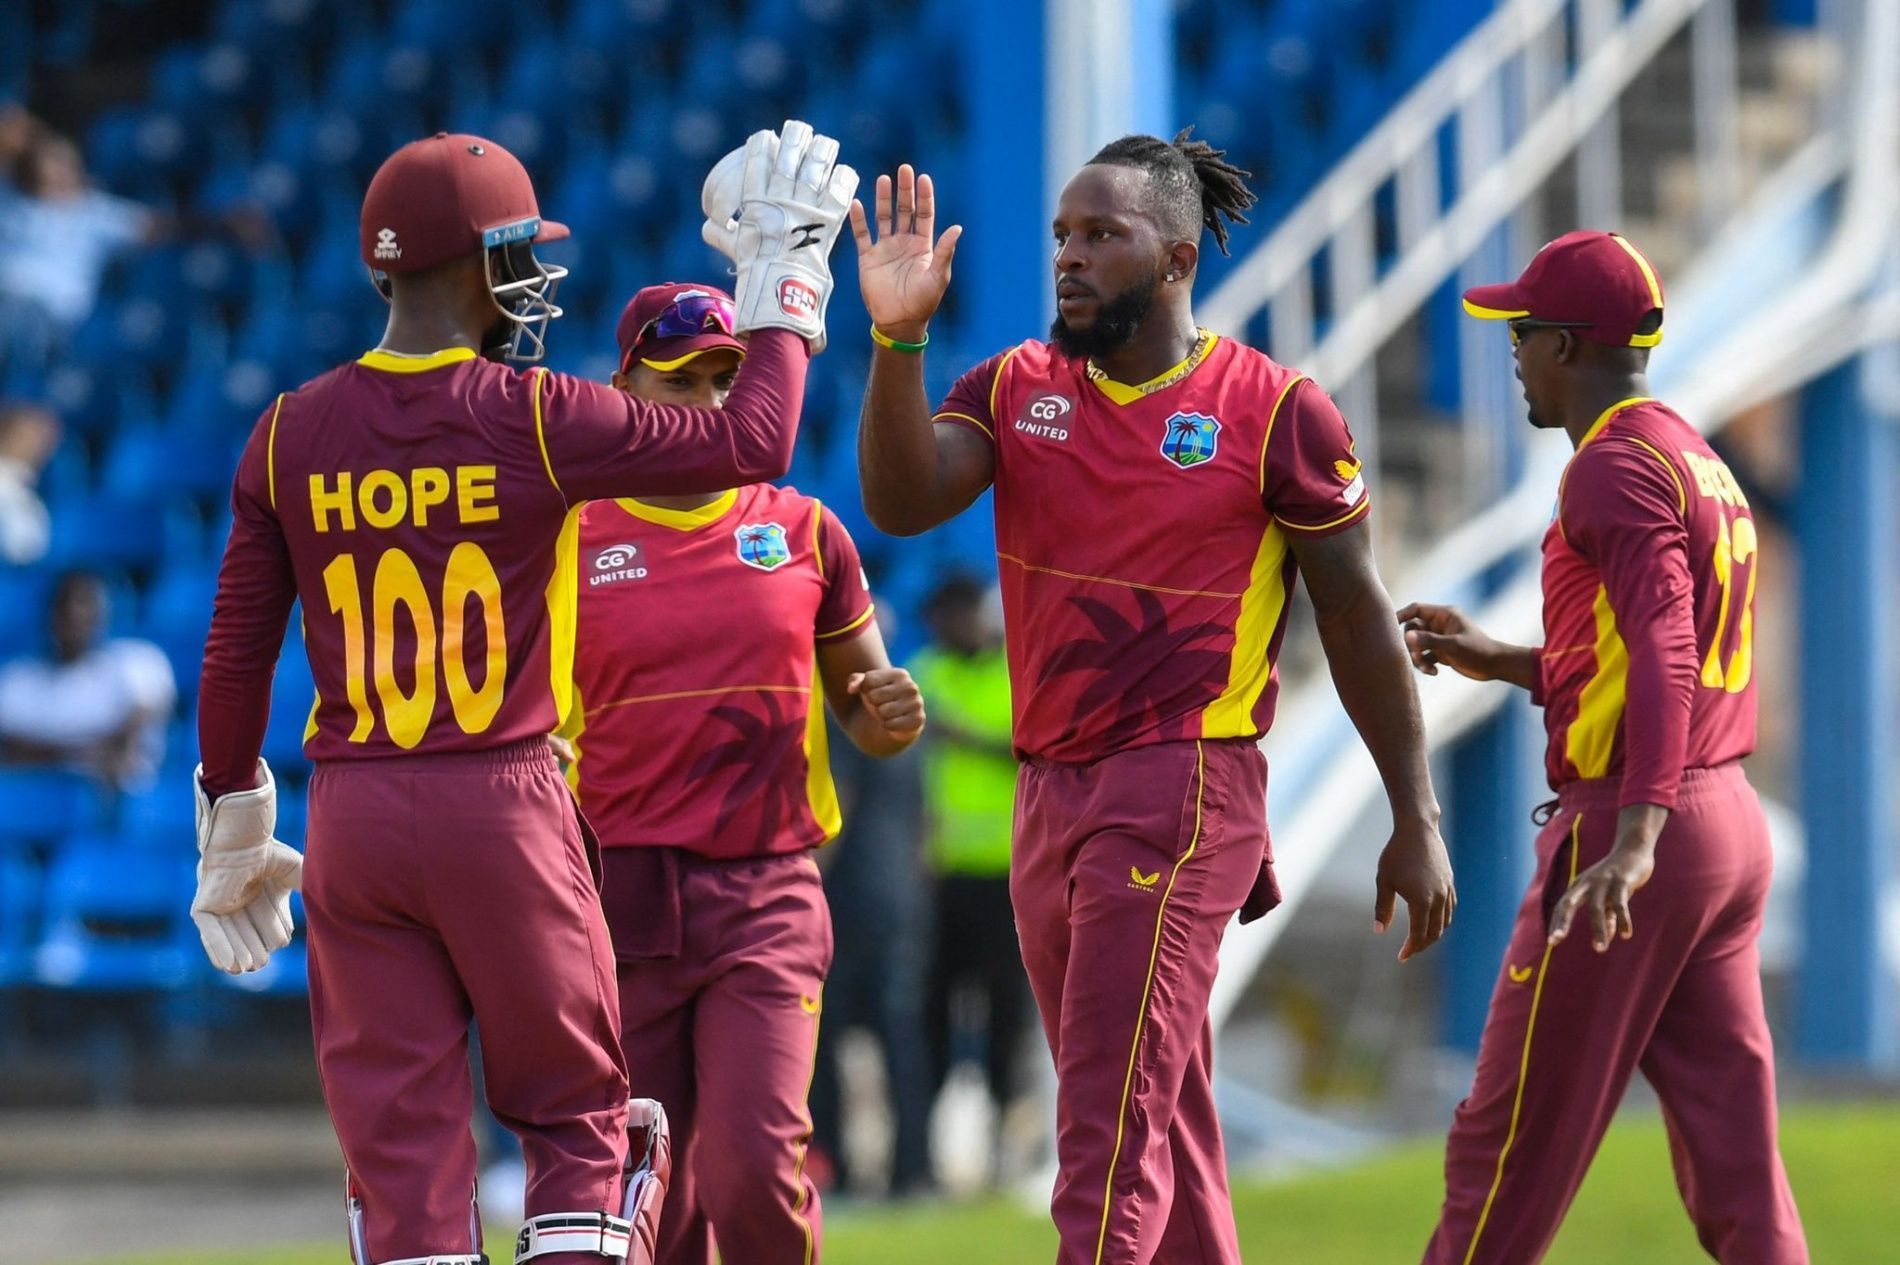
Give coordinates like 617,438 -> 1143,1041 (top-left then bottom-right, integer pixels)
1049,269 -> 1160,360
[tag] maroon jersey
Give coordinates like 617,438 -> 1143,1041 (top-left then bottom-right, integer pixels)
1536,397 -> 1757,807
936,333 -> 1368,762
561,485 -> 873,858
197,334 -> 808,795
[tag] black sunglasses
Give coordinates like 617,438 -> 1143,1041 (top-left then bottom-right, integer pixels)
1508,317 -> 1594,347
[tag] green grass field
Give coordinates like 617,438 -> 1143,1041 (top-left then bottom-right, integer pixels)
97,1102 -> 1897,1264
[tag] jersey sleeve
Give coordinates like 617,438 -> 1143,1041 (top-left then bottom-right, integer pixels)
932,350 -> 1015,444
536,327 -> 808,502
198,401 -> 298,798
812,504 -> 876,641
1260,379 -> 1371,535
1560,440 -> 1697,809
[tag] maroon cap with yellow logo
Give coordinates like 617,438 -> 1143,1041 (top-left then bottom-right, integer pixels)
615,283 -> 746,373
1462,230 -> 1665,347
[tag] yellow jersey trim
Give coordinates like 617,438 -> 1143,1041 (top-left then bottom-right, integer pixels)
560,678 -> 586,796
585,683 -> 810,716
933,409 -> 996,441
989,346 -> 1023,423
1094,740 -> 1206,1265
815,606 -> 876,642
530,368 -> 562,497
809,501 -> 826,579
265,393 -> 286,511
611,488 -> 739,531
357,346 -> 479,373
544,507 -> 583,730
1566,585 -> 1628,779
803,653 -> 843,843
1277,498 -> 1372,534
1620,436 -> 1688,516
1461,298 -> 1530,320
1086,330 -> 1218,405
1201,526 -> 1290,737
997,552 -> 1244,600
1461,814 -> 1582,1265
1254,375 -> 1307,496
1576,395 -> 1654,449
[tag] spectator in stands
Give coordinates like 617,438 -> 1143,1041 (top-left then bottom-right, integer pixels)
0,401 -> 57,564
0,569 -> 174,789
810,606 -> 937,1198
913,575 -> 1030,1181
0,101 -> 33,172
0,129 -> 156,377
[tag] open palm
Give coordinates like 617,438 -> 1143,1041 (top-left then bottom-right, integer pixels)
849,163 -> 963,336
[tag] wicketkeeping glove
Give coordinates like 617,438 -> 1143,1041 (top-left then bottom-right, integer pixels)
191,758 -> 303,975
701,119 -> 858,352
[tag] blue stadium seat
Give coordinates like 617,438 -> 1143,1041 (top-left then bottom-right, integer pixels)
44,495 -> 188,575
103,426 -> 241,505
0,849 -> 39,986
32,838 -> 196,992
0,771 -> 108,851
142,564 -> 220,696
262,639 -> 316,776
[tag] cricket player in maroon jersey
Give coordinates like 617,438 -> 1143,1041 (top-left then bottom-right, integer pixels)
557,280 -> 925,1265
188,125 -> 859,1265
1402,230 -> 1808,1264
851,132 -> 1456,1264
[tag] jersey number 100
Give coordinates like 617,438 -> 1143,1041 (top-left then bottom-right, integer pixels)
321,544 -> 507,748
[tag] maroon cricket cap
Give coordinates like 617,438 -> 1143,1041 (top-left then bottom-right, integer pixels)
359,132 -> 568,274
614,282 -> 746,372
1462,230 -> 1666,347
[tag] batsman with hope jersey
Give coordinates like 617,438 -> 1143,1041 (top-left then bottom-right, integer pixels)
1404,231 -> 1808,1264
852,131 -> 1456,1264
558,280 -> 924,1265
190,124 -> 858,1265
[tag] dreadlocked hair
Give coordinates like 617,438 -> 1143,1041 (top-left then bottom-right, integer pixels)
1088,127 -> 1256,255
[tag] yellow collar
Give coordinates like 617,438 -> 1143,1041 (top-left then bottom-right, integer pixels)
357,347 -> 480,373
612,489 -> 740,531
1577,395 -> 1655,447
1085,330 -> 1219,405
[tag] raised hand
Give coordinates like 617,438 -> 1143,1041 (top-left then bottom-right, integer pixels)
850,164 -> 963,343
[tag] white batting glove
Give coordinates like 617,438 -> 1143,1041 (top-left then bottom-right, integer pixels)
191,759 -> 303,975
701,119 -> 858,352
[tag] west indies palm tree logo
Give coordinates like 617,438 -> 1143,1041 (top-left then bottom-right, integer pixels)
1041,588 -> 1230,746
735,521 -> 792,571
1160,411 -> 1221,469
686,694 -> 807,850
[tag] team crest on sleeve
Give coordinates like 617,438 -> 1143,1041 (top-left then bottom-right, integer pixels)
735,522 -> 792,571
1159,411 -> 1221,469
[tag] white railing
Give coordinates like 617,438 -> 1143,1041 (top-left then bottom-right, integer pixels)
1204,0 -> 1899,1036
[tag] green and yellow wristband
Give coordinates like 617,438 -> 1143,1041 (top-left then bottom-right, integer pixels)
870,324 -> 929,354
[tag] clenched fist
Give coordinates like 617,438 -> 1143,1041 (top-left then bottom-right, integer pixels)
846,667 -> 925,741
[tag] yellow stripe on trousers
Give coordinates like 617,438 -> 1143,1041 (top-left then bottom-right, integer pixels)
1461,813 -> 1585,1265
1093,741 -> 1208,1265
793,982 -> 822,1265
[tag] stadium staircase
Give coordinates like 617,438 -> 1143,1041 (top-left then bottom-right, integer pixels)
1197,0 -> 1900,1146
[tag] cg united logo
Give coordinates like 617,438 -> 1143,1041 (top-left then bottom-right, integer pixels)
1159,411 -> 1221,469
735,522 -> 792,571
591,541 -> 648,585
1015,393 -> 1073,442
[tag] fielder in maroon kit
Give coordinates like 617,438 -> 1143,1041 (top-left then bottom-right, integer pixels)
852,134 -> 1455,1264
1402,231 -> 1808,1264
559,281 -> 924,1265
189,125 -> 859,1265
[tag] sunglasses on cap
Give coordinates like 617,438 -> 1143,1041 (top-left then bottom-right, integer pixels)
621,290 -> 739,373
1507,317 -> 1594,347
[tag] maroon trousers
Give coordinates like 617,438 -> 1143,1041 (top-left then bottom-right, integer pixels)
602,847 -> 829,1265
1423,764 -> 1807,1264
1012,738 -> 1270,1265
305,740 -> 629,1264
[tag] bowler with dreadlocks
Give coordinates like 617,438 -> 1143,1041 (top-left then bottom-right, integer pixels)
852,132 -> 1457,1262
